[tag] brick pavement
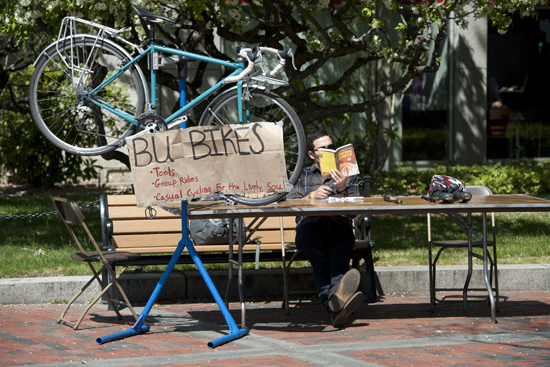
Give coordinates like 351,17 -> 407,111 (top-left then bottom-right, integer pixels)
0,291 -> 549,366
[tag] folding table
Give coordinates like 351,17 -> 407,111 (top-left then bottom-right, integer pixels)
185,194 -> 550,324
97,194 -> 550,347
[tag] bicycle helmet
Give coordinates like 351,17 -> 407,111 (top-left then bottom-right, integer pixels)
428,175 -> 472,203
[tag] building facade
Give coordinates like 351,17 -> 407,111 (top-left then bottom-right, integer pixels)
390,7 -> 550,169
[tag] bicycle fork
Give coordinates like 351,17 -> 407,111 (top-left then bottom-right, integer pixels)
237,80 -> 251,124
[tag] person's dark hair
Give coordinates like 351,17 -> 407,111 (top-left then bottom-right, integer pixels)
306,130 -> 330,152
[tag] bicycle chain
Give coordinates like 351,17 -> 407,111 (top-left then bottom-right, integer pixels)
0,186 -> 134,220
356,178 -> 433,203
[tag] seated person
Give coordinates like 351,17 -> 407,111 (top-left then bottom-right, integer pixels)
289,130 -> 363,327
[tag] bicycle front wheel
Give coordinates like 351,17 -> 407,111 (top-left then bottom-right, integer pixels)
199,87 -> 306,206
29,36 -> 146,156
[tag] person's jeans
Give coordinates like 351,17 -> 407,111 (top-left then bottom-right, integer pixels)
295,217 -> 356,310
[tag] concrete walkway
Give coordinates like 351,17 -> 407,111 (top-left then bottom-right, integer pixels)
1,264 -> 549,304
1,290 -> 549,366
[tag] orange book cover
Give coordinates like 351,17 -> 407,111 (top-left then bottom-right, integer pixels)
318,144 -> 360,178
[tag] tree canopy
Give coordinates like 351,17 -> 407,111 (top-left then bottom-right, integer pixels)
0,0 -> 541,185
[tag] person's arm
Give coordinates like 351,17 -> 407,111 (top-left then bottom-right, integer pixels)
288,171 -> 307,199
308,185 -> 334,199
329,169 -> 361,197
329,169 -> 349,196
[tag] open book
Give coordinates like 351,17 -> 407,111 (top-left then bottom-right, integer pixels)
318,144 -> 360,178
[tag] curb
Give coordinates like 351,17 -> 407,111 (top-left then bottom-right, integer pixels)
1,264 -> 548,304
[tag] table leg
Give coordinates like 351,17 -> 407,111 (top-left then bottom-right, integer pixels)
482,212 -> 497,324
225,218 -> 234,307
238,218 -> 246,329
363,247 -> 377,303
464,213 -> 473,313
428,240 -> 435,312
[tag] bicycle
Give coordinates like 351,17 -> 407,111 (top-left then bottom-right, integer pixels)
29,5 -> 306,206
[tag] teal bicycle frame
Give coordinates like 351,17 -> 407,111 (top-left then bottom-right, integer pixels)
86,43 -> 249,127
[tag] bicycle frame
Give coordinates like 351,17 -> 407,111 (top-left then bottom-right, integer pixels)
85,42 -> 249,128
47,16 -> 262,129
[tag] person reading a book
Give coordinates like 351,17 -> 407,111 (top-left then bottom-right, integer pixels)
289,130 -> 363,327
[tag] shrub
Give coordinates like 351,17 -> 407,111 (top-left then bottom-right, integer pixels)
0,66 -> 98,187
370,161 -> 550,197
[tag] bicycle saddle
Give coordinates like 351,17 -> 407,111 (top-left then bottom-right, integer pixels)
132,5 -> 176,24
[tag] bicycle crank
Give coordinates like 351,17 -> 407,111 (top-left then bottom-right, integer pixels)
137,111 -> 168,134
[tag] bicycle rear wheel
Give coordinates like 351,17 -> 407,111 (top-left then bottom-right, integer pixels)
29,36 -> 145,156
199,87 -> 306,206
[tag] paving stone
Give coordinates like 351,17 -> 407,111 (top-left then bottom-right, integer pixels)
0,291 -> 549,366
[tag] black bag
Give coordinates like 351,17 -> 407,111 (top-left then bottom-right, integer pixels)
189,193 -> 238,245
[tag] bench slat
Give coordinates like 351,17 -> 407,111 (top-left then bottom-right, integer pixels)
248,230 -> 296,244
108,206 -> 178,220
111,217 -> 295,237
106,196 -> 295,226
107,195 -> 141,206
247,216 -> 295,229
112,231 -> 293,250
113,219 -> 183,234
111,233 -> 183,249
113,241 -> 289,254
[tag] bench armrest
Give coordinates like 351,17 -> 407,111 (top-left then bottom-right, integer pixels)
100,194 -> 111,251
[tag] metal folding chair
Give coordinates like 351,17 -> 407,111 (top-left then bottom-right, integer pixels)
52,197 -> 140,330
428,185 -> 499,313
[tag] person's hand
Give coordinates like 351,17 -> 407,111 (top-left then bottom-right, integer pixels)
309,185 -> 333,200
330,169 -> 347,192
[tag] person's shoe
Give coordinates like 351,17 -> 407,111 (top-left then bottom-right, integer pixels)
453,190 -> 472,203
331,291 -> 363,328
328,268 -> 361,313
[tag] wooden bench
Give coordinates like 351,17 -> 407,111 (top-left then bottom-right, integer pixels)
100,194 -> 303,266
100,194 -> 377,305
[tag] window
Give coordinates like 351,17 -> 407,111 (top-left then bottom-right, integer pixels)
487,10 -> 550,159
402,18 -> 449,162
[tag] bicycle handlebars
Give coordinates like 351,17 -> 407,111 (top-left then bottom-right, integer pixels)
224,45 -> 295,84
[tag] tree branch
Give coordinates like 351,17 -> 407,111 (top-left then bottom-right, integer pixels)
295,2 -> 334,47
307,55 -> 383,93
330,0 -> 357,39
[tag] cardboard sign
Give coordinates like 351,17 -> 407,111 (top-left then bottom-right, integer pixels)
126,123 -> 288,207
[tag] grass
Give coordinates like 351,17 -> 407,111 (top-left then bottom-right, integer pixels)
1,189 -> 106,278
1,186 -> 549,278
371,212 -> 550,266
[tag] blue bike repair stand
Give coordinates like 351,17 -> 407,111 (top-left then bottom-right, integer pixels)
97,60 -> 247,348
